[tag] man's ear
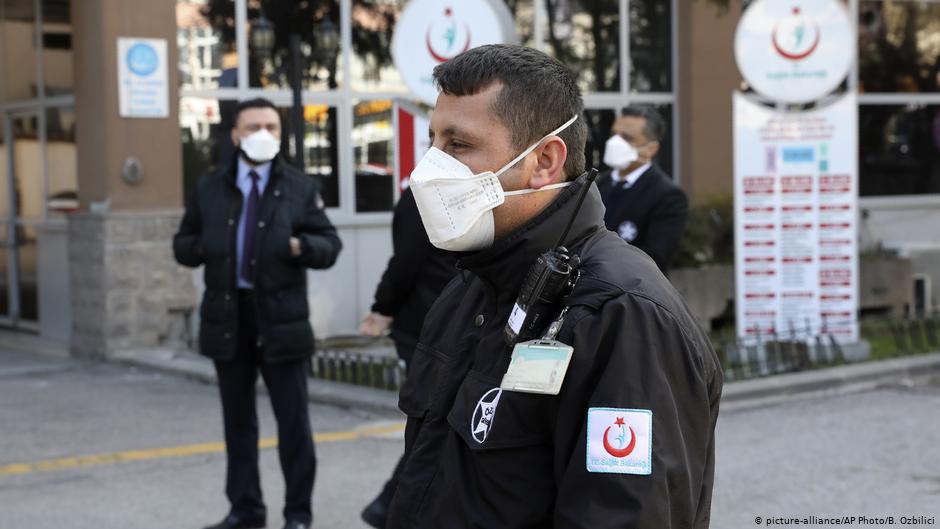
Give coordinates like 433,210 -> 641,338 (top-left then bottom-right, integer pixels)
529,136 -> 568,189
230,128 -> 239,147
645,141 -> 661,161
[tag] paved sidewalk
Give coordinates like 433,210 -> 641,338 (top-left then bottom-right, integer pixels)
2,330 -> 940,412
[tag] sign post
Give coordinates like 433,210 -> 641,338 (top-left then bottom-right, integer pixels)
733,0 -> 858,344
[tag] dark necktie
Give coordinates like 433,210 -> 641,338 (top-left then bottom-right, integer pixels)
240,170 -> 260,284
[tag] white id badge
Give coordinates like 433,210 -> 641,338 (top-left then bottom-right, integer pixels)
500,340 -> 574,395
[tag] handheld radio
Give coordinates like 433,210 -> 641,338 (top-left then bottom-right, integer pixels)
504,169 -> 599,346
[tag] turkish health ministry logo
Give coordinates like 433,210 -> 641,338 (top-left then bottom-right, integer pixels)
426,7 -> 471,63
772,7 -> 820,61
392,0 -> 517,105
734,0 -> 853,104
587,408 -> 652,475
602,416 -> 637,458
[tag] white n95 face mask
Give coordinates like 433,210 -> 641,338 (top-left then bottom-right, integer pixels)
240,129 -> 280,163
603,134 -> 638,169
411,115 -> 579,252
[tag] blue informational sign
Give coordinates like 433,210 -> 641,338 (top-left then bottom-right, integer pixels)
117,38 -> 168,118
126,43 -> 159,76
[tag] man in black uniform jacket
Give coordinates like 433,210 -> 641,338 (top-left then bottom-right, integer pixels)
386,45 -> 722,529
174,98 -> 342,529
597,106 -> 688,273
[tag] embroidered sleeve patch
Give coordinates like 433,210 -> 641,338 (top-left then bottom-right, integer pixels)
586,407 -> 652,475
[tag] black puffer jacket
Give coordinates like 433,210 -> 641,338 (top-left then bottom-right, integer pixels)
371,188 -> 458,360
173,157 -> 342,363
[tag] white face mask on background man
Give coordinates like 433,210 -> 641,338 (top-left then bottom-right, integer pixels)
602,134 -> 639,170
239,129 -> 281,163
410,115 -> 579,252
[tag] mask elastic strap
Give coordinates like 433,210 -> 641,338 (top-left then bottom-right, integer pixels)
494,114 -> 580,177
503,181 -> 571,196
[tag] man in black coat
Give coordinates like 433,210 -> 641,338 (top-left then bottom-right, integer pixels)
597,106 -> 688,273
386,45 -> 722,529
174,98 -> 342,529
358,186 -> 457,528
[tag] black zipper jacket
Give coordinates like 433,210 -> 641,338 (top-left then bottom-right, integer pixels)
386,173 -> 722,529
173,157 -> 342,362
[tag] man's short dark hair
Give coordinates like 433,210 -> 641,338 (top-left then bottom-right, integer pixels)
621,106 -> 666,144
432,44 -> 587,180
233,97 -> 279,128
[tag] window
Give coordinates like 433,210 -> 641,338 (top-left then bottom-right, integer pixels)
630,0 -> 672,92
1,0 -> 38,102
353,100 -> 394,212
859,104 -> 940,197
859,0 -> 940,93
177,0 -> 236,90
544,0 -> 621,93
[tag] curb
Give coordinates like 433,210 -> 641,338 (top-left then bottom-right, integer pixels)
720,352 -> 940,410
111,349 -> 403,415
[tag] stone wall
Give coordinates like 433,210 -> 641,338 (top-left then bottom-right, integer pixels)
68,210 -> 196,358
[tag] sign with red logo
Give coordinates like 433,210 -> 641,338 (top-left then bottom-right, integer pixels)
734,92 -> 859,343
587,408 -> 652,475
391,0 -> 518,106
735,0 -> 854,104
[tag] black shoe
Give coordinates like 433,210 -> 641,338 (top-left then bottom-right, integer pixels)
202,514 -> 266,529
360,496 -> 388,529
281,521 -> 310,529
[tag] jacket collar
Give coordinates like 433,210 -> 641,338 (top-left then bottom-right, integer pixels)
458,172 -> 606,300
224,154 -> 287,187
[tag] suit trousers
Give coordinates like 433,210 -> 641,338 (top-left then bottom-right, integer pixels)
213,289 -> 316,524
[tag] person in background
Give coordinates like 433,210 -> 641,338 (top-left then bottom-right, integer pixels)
174,97 -> 342,529
358,184 -> 458,528
598,106 -> 688,273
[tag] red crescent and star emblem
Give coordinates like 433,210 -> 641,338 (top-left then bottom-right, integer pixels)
771,7 -> 821,61
426,7 -> 471,63
602,417 -> 637,458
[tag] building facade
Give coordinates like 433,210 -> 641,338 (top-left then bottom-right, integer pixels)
0,0 -> 937,354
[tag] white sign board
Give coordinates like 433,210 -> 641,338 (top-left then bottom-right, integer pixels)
734,92 -> 859,343
391,0 -> 518,106
735,0 -> 854,104
117,38 -> 169,118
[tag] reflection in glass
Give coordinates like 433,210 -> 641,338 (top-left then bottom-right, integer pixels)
45,107 -> 78,215
16,223 -> 37,322
544,0 -> 620,93
177,0 -> 238,90
298,105 -> 340,208
353,100 -> 394,212
583,108 -> 618,174
1,0 -> 38,102
351,0 -> 405,92
180,97 -> 223,200
250,1 -> 341,91
41,0 -> 73,96
630,0 -> 672,92
859,0 -> 940,93
860,105 -> 940,196
11,115 -> 43,220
